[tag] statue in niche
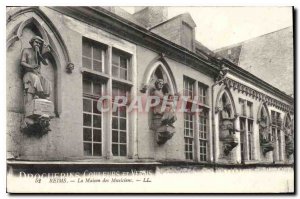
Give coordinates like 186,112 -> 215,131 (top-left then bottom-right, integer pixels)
217,95 -> 239,155
20,36 -> 54,136
150,79 -> 177,145
284,117 -> 294,157
258,108 -> 274,155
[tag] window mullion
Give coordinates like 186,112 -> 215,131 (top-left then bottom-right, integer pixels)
91,45 -> 94,71
194,82 -> 200,162
105,45 -> 113,159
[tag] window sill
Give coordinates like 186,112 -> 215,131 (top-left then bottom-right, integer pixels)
111,77 -> 133,86
81,67 -> 110,80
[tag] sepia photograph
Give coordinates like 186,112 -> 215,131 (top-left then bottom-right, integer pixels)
5,5 -> 294,193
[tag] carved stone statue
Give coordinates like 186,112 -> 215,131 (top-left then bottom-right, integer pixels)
20,36 -> 54,136
284,118 -> 294,157
150,79 -> 177,145
258,112 -> 274,155
21,36 -> 51,102
218,100 -> 239,155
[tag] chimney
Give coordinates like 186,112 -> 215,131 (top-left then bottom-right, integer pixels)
133,7 -> 168,28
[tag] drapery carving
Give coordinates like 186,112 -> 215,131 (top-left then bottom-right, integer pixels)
284,114 -> 294,157
217,90 -> 239,155
257,103 -> 274,155
140,59 -> 178,145
20,36 -> 55,136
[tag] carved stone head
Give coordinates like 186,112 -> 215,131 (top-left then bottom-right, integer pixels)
29,36 -> 45,51
154,79 -> 164,90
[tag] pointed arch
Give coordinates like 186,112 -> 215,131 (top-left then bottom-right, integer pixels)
283,112 -> 292,128
6,7 -> 71,64
18,17 -> 49,44
140,55 -> 178,94
6,8 -> 71,115
215,86 -> 237,117
257,102 -> 271,124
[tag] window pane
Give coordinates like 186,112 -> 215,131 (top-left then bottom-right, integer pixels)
83,80 -> 92,94
93,100 -> 101,114
184,129 -> 188,136
120,118 -> 126,130
112,117 -> 119,129
83,128 -> 92,141
83,114 -> 91,126
119,106 -> 126,118
120,57 -> 127,69
120,131 -> 126,143
112,144 -> 118,156
93,144 -> 102,156
189,121 -> 193,129
189,144 -> 193,151
82,57 -> 92,69
120,145 -> 127,156
112,130 -> 118,143
93,60 -> 102,72
93,47 -> 102,60
84,143 -> 92,156
112,107 -> 118,116
93,115 -> 101,128
93,82 -> 102,96
120,68 -> 127,80
93,129 -> 102,142
82,41 -> 91,57
119,89 -> 127,97
185,121 -> 189,128
112,87 -> 118,99
83,98 -> 92,112
112,66 -> 119,78
112,53 -> 119,66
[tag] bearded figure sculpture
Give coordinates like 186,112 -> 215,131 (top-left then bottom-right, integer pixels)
149,79 -> 177,145
20,36 -> 54,136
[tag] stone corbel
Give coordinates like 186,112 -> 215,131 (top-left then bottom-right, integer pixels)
215,106 -> 222,114
140,83 -> 149,93
261,141 -> 274,155
66,62 -> 75,73
222,134 -> 239,155
21,99 -> 55,137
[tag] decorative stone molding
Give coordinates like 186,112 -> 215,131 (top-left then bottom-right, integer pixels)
223,77 -> 293,113
222,134 -> 239,155
261,141 -> 275,155
66,62 -> 75,73
21,99 -> 55,137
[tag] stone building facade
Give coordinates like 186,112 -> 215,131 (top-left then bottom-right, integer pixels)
6,7 -> 294,174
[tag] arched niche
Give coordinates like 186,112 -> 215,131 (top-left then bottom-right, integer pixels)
257,103 -> 271,128
7,13 -> 70,116
140,56 -> 178,95
141,56 -> 178,145
215,87 -> 237,119
257,102 -> 274,155
283,113 -> 292,131
283,113 -> 294,157
215,87 -> 238,155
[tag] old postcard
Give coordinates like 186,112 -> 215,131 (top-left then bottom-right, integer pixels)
6,6 -> 294,193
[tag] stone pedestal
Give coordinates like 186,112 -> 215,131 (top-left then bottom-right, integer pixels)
25,99 -> 55,118
22,99 -> 55,137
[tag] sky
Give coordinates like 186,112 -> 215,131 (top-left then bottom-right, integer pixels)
121,7 -> 293,50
